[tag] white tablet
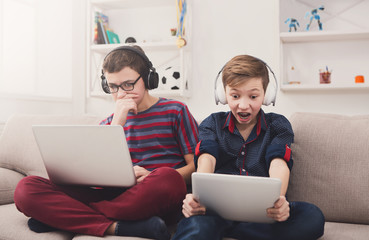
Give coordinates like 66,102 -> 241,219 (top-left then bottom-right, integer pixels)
192,172 -> 281,223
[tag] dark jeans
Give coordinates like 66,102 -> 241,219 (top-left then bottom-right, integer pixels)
172,201 -> 325,240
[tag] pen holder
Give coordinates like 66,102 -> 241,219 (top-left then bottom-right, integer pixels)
320,71 -> 331,84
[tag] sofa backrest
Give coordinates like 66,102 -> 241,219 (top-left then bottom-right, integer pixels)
287,112 -> 369,225
0,114 -> 101,177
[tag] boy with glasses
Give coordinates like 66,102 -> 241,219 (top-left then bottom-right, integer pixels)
14,45 -> 199,240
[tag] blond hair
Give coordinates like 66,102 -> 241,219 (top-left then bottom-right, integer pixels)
222,55 -> 269,92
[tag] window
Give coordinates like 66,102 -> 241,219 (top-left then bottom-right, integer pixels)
1,0 -> 37,95
0,0 -> 72,99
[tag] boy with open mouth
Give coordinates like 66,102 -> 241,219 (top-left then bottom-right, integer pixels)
173,54 -> 325,240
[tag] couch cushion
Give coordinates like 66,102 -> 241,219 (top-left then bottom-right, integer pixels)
0,203 -> 74,240
0,114 -> 101,177
73,234 -> 151,239
320,222 -> 369,240
73,231 -> 236,240
287,112 -> 369,224
0,168 -> 24,204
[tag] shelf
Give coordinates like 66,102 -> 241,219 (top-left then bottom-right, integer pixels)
279,0 -> 369,97
90,41 -> 181,54
87,0 -> 191,99
91,0 -> 173,10
280,31 -> 369,43
281,83 -> 369,92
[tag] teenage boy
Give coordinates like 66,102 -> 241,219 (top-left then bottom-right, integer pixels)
14,45 -> 199,240
172,55 -> 325,240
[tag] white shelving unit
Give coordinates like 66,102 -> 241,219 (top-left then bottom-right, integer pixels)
280,82 -> 369,92
279,0 -> 369,92
280,31 -> 369,43
86,0 -> 192,98
280,30 -> 369,91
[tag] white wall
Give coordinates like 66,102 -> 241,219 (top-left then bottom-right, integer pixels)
185,0 -> 280,121
0,0 -> 85,123
1,0 -> 369,125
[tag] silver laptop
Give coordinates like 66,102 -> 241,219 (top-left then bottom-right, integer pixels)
192,172 -> 281,223
32,125 -> 136,187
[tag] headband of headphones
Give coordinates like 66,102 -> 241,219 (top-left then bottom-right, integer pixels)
101,46 -> 159,93
214,56 -> 278,106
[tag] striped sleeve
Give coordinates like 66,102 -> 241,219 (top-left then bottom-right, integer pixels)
99,114 -> 114,125
175,104 -> 199,155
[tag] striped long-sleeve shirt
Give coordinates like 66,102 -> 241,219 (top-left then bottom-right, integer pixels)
100,98 -> 199,170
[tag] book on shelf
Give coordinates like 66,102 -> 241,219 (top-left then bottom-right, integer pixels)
98,18 -> 109,44
94,12 -> 119,44
94,13 -> 104,44
106,30 -> 120,44
93,17 -> 98,44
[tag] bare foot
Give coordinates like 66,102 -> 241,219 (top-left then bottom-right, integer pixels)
105,221 -> 117,235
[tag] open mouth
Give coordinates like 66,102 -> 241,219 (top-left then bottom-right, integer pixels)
238,112 -> 251,120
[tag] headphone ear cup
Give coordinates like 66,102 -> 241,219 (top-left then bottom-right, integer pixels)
214,77 -> 227,105
263,63 -> 278,106
147,71 -> 159,90
101,74 -> 111,94
263,81 -> 276,106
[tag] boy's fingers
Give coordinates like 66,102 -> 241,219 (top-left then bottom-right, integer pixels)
267,200 -> 290,222
274,196 -> 288,209
188,199 -> 200,208
182,198 -> 206,217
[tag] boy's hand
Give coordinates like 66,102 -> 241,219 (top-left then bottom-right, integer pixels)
111,93 -> 139,126
182,193 -> 206,218
133,165 -> 150,183
266,196 -> 290,222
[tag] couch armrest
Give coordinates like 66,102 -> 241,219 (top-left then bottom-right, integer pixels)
0,167 -> 25,205
0,114 -> 101,177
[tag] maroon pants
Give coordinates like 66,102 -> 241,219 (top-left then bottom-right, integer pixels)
14,167 -> 186,236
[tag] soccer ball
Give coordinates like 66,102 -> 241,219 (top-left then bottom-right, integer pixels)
161,66 -> 181,91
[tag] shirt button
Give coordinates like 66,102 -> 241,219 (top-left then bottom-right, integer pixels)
241,151 -> 245,155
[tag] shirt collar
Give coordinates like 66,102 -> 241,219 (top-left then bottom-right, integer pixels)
222,109 -> 268,134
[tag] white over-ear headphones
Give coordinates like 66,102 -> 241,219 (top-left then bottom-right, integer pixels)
214,57 -> 278,106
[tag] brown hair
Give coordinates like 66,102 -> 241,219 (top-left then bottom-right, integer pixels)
222,55 -> 269,92
102,45 -> 149,84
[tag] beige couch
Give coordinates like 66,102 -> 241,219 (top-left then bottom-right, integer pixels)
0,113 -> 368,240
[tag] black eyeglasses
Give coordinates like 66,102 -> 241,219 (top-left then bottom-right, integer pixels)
108,75 -> 141,93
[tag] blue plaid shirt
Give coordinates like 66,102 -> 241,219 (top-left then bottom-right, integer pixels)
195,110 -> 293,176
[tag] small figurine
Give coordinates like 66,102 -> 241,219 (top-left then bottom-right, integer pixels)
305,5 -> 325,31
285,18 -> 300,32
